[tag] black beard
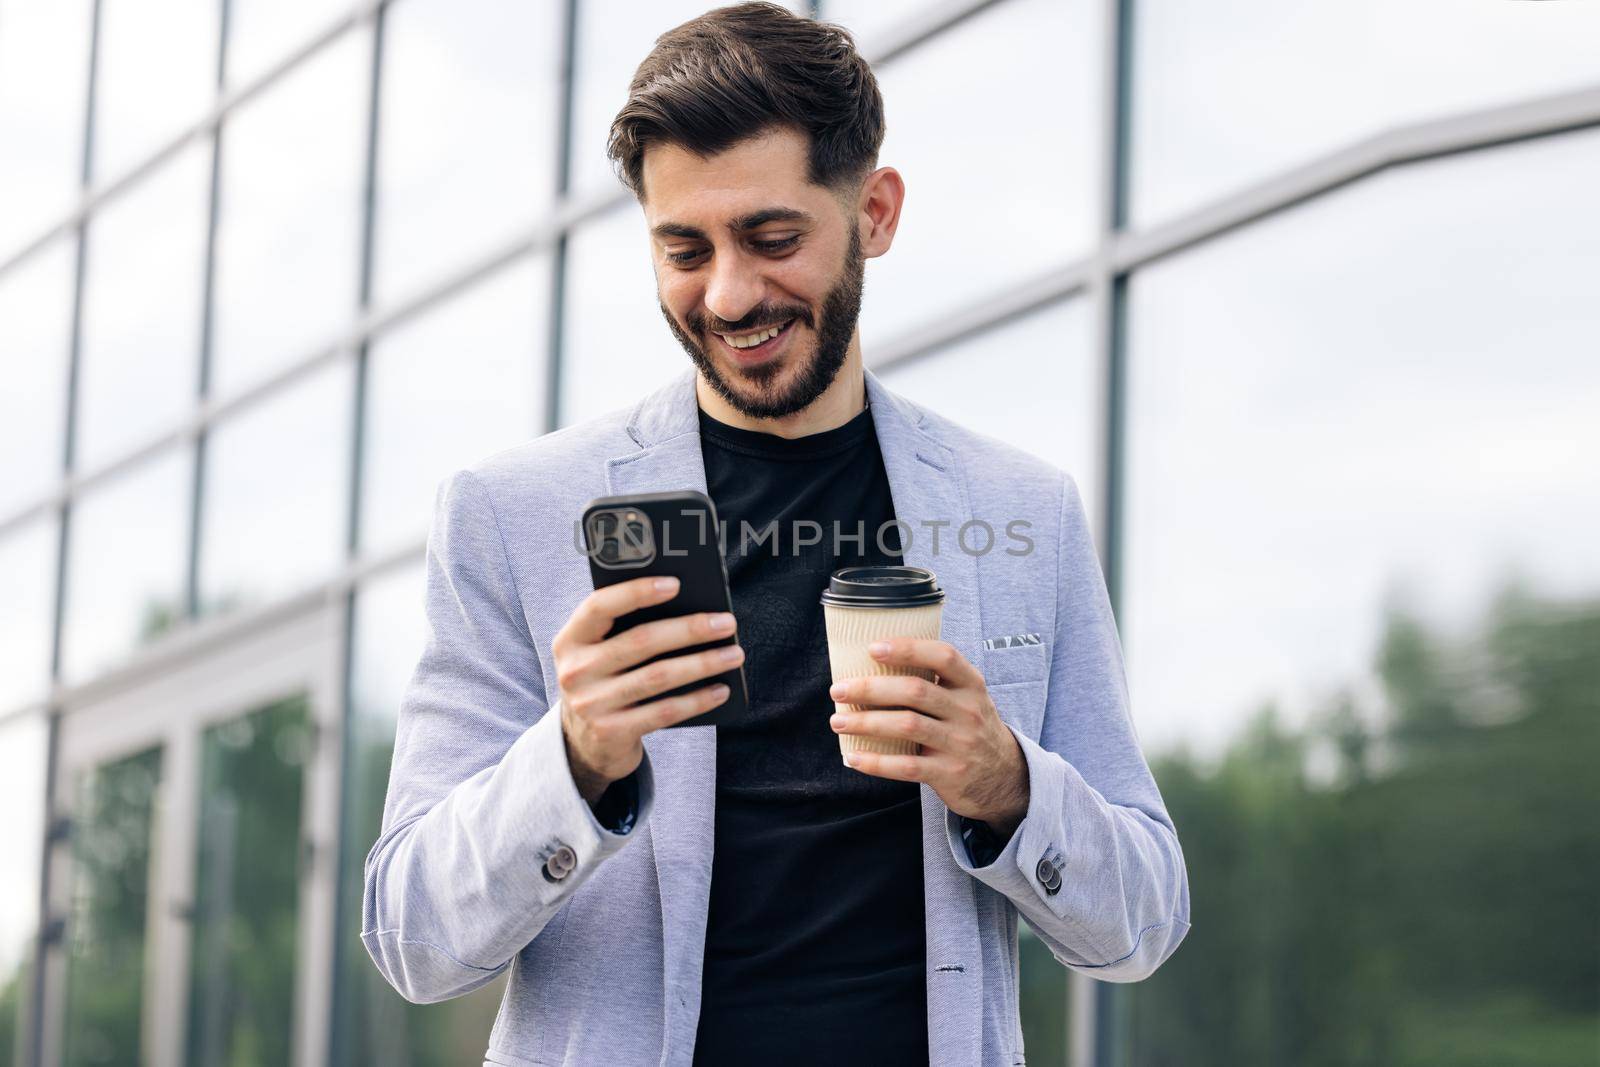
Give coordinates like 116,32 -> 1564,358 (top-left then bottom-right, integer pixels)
659,224 -> 865,421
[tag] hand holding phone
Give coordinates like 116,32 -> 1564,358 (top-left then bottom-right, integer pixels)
552,573 -> 743,805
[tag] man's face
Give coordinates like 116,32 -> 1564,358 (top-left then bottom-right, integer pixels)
642,127 -> 866,420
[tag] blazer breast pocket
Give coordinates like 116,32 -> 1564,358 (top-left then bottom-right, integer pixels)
980,634 -> 1047,687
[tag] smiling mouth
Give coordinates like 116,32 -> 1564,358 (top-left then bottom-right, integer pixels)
713,317 -> 797,358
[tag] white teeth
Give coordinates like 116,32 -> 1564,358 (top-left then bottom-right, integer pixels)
720,320 -> 790,348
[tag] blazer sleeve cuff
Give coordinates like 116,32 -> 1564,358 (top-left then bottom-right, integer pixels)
508,702 -> 656,884
944,721 -> 1086,914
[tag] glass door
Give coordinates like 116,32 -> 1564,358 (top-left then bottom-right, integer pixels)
41,607 -> 342,1067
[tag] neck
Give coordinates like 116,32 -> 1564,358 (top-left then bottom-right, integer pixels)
695,344 -> 867,439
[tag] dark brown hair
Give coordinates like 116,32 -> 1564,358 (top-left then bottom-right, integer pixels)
606,2 -> 885,205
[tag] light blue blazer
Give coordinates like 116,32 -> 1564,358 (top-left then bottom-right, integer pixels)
362,366 -> 1192,1066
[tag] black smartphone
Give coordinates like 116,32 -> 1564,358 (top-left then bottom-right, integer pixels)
580,490 -> 748,728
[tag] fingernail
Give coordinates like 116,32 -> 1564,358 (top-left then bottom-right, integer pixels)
711,684 -> 730,700
654,577 -> 679,593
718,644 -> 744,663
830,713 -> 846,729
829,682 -> 846,698
844,753 -> 860,767
709,612 -> 735,631
868,641 -> 890,657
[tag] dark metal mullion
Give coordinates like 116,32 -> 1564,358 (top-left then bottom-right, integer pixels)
544,0 -> 580,433
1095,0 -> 1137,1065
329,3 -> 387,1062
31,0 -> 105,1059
189,0 -> 231,623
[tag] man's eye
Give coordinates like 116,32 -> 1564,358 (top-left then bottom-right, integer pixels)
752,235 -> 800,254
665,236 -> 800,267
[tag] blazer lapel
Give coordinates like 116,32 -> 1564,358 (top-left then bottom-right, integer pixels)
604,369 -> 716,1065
864,367 -> 986,1067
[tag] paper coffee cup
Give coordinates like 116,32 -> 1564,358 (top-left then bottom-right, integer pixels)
820,565 -> 946,763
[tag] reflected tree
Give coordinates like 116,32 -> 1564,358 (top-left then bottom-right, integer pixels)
1126,584 -> 1600,1067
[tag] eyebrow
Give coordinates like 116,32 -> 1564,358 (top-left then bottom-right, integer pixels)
650,207 -> 816,242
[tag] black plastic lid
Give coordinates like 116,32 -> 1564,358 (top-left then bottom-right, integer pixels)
820,565 -> 945,608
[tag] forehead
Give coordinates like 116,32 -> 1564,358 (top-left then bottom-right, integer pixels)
641,127 -> 832,235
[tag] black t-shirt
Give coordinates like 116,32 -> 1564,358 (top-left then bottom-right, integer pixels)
690,402 -> 929,1067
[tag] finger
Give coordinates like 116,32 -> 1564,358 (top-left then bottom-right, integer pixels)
828,674 -> 961,721
597,642 -> 745,709
830,709 -> 955,751
868,638 -> 984,690
841,749 -> 935,783
613,680 -> 732,735
594,609 -> 737,677
559,575 -> 680,649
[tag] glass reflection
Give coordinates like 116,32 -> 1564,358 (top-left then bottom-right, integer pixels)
1121,129 -> 1600,1063
0,713 -> 47,1067
559,203 -> 686,426
77,141 -> 209,470
0,0 -> 93,258
566,0 -> 789,198
859,0 -> 1099,347
91,0 -> 218,184
0,517 -> 58,713
63,447 -> 191,685
877,298 -> 1100,529
373,0 -> 561,304
362,256 -> 549,557
211,28 -> 366,399
60,745 -> 163,1067
187,695 -> 309,1066
0,238 -> 74,516
818,0 -> 936,48
200,358 -> 352,616
333,565 -> 506,1066
1130,0 -> 1600,225
226,0 -> 348,90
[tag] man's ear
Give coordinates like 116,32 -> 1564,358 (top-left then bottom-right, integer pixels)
856,166 -> 905,259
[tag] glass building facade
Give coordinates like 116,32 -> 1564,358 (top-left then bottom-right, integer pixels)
2,1 -> 1597,1064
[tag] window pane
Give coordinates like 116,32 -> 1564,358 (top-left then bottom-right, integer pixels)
559,203 -> 685,426
1130,0 -> 1600,226
858,0 -> 1099,346
818,0 -> 938,49
0,712 -> 48,1067
0,237 -> 74,515
63,447 -> 191,685
211,29 -> 366,399
566,0 -> 797,198
372,0 -> 561,304
200,358 -> 352,615
362,256 -> 549,556
226,0 -> 346,89
77,142 -> 209,470
92,0 -> 218,183
1122,129 -> 1600,1063
60,745 -> 162,1067
876,297 -> 1100,528
0,0 -> 92,258
0,516 -> 57,712
333,565 -> 506,1067
187,696 -> 309,1066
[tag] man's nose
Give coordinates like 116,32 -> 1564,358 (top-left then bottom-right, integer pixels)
703,251 -> 765,328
